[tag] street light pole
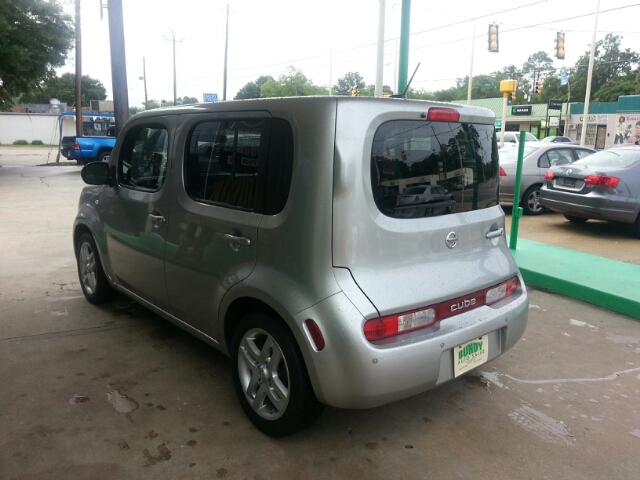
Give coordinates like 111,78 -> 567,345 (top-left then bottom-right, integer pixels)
580,0 -> 601,146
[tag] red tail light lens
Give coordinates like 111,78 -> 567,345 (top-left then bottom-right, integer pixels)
426,108 -> 460,122
544,170 -> 554,180
74,140 -> 80,151
500,166 -> 507,177
583,175 -> 620,188
363,277 -> 520,342
413,195 -> 421,204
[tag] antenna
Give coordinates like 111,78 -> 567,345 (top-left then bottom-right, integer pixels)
392,62 -> 420,99
99,0 -> 107,21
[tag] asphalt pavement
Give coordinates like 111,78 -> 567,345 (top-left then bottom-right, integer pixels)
1,146 -> 640,479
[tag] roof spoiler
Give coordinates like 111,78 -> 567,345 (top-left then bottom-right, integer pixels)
391,63 -> 420,99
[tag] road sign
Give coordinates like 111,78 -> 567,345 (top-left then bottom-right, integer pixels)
549,117 -> 560,127
203,93 -> 218,103
511,106 -> 532,116
560,67 -> 568,86
548,99 -> 563,110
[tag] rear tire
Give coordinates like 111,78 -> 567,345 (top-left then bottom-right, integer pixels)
564,214 -> 588,224
76,232 -> 117,304
521,185 -> 543,216
231,312 -> 324,437
97,150 -> 111,163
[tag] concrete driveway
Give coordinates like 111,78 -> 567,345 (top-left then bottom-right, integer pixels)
1,147 -> 639,479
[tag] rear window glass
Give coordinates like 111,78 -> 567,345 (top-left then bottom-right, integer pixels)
371,120 -> 499,218
574,148 -> 640,168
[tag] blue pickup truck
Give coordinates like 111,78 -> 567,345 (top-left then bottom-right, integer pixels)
58,112 -> 116,165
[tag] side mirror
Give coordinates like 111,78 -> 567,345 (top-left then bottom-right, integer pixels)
81,161 -> 110,185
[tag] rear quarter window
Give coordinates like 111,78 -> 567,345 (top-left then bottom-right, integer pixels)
371,120 -> 498,218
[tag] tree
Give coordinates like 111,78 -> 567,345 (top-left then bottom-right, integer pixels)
0,0 -> 74,110
234,75 -> 274,100
177,96 -> 199,105
333,72 -> 366,96
20,73 -> 106,106
570,34 -> 639,102
522,52 -> 554,100
260,67 -> 326,97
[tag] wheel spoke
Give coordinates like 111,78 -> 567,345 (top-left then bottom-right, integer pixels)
267,378 -> 289,411
251,383 -> 269,410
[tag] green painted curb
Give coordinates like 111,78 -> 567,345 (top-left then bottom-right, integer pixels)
508,237 -> 640,320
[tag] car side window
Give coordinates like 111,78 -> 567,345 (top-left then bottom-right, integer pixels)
546,148 -> 573,166
575,149 -> 594,159
184,117 -> 293,213
118,123 -> 169,191
538,153 -> 551,168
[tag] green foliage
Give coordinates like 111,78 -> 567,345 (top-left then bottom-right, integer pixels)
13,139 -> 28,145
0,0 -> 74,111
30,140 -> 43,145
177,96 -> 199,105
570,34 -> 639,102
235,81 -> 263,100
260,67 -> 326,97
333,72 -> 366,95
20,73 -> 107,106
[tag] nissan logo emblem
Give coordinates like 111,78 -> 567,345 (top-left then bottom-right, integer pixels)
445,232 -> 458,249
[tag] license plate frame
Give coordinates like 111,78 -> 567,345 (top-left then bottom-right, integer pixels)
453,335 -> 489,377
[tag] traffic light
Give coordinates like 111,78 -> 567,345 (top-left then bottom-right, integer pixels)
382,91 -> 391,98
351,85 -> 360,97
534,81 -> 542,95
488,24 -> 499,53
554,32 -> 565,60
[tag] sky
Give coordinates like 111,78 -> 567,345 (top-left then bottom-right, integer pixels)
57,0 -> 640,107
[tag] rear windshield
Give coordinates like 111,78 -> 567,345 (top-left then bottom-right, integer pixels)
371,120 -> 499,218
573,148 -> 640,168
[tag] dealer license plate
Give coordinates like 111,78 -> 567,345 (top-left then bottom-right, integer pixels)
453,335 -> 489,377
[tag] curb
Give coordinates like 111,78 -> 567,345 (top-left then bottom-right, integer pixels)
508,237 -> 640,320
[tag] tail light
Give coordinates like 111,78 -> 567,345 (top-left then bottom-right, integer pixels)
583,174 -> 620,188
413,195 -> 421,204
74,140 -> 81,151
544,169 -> 554,180
426,108 -> 460,122
363,277 -> 520,342
500,166 -> 507,177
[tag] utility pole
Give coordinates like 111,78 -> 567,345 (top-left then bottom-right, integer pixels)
467,23 -> 476,104
107,0 -> 129,136
142,57 -> 148,110
374,0 -> 385,97
164,29 -> 183,105
223,4 -> 229,101
581,0 -> 600,146
74,0 -> 82,138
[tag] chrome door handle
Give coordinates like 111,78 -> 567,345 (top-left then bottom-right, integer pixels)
148,214 -> 166,226
485,227 -> 504,239
223,233 -> 251,247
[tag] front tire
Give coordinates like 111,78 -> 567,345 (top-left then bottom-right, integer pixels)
76,232 -> 117,304
231,312 -> 324,437
521,185 -> 543,215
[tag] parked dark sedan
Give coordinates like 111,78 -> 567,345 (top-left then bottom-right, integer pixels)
540,146 -> 640,237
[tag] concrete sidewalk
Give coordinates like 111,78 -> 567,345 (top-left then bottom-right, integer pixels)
509,236 -> 640,320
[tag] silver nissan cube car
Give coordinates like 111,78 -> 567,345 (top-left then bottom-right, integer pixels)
74,97 -> 528,436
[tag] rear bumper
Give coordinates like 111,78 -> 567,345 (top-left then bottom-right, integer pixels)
540,189 -> 638,224
294,282 -> 528,409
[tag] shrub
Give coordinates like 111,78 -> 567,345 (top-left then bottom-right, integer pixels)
31,140 -> 44,145
13,139 -> 28,145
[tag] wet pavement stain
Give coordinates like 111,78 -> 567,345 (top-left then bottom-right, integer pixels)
423,417 -> 432,423
189,427 -> 198,432
365,442 -> 378,450
69,394 -> 90,405
187,440 -> 197,447
216,468 -> 228,478
118,441 -> 129,450
148,325 -> 182,342
143,443 -> 171,467
156,405 -> 167,411
145,403 -> 154,407
146,430 -> 158,439
461,374 -> 487,389
106,390 -> 139,414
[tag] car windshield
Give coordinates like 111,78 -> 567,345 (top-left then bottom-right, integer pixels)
499,145 -> 540,161
573,149 -> 640,168
523,132 -> 539,142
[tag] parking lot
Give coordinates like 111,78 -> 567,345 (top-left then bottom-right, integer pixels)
1,147 -> 639,479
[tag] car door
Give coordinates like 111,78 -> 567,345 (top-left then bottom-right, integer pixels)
104,116 -> 176,311
163,113 -> 268,339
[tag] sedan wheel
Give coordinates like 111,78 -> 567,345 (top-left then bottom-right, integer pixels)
231,313 -> 324,437
522,185 -> 543,215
